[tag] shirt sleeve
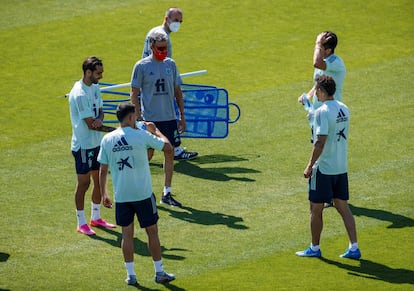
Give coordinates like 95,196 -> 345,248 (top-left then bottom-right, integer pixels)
131,62 -> 142,89
144,131 -> 165,151
97,138 -> 108,164
325,55 -> 341,73
74,94 -> 94,120
315,108 -> 329,136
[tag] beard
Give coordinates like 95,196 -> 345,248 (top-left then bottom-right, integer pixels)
89,76 -> 100,84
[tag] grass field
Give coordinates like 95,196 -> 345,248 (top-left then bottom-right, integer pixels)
0,0 -> 413,290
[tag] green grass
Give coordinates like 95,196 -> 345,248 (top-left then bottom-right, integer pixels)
1,0 -> 413,290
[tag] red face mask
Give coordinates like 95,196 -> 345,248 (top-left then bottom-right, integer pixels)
153,46 -> 168,61
154,51 -> 168,61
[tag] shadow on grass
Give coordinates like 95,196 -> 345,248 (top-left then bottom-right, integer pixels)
126,282 -> 159,291
0,252 -> 10,262
349,204 -> 414,228
89,228 -> 187,261
128,281 -> 185,291
189,154 -> 250,165
157,282 -> 186,291
0,253 -> 11,291
159,205 -> 249,230
151,154 -> 260,182
320,257 -> 414,285
175,162 -> 259,182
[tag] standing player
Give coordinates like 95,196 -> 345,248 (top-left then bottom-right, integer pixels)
298,31 -> 346,207
141,7 -> 198,161
299,31 -> 346,108
131,29 -> 185,207
98,103 -> 175,285
295,75 -> 361,259
68,56 -> 116,235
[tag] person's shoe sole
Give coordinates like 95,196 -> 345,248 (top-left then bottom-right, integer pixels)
125,275 -> 137,285
295,248 -> 321,257
77,224 -> 96,236
155,273 -> 175,284
174,152 -> 198,161
340,249 -> 361,259
90,218 -> 116,228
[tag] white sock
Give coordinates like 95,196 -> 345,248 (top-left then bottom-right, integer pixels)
163,187 -> 171,196
76,210 -> 87,227
310,243 -> 320,252
125,262 -> 135,276
349,242 -> 358,251
91,203 -> 101,221
154,260 -> 164,273
174,147 -> 183,156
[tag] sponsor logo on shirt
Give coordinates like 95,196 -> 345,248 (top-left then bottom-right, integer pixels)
117,157 -> 132,171
112,137 -> 133,152
155,78 -> 166,92
336,109 -> 348,123
337,128 -> 347,141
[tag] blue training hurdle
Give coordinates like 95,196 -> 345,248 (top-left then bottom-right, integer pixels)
99,82 -> 241,139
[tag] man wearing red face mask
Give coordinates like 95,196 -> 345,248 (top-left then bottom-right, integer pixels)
141,7 -> 198,162
130,30 -> 185,207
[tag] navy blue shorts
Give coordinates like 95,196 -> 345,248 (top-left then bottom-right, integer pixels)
309,169 -> 349,203
72,146 -> 100,174
153,120 -> 181,147
115,194 -> 159,228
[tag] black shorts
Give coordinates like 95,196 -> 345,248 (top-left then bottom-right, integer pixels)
115,194 -> 159,228
72,146 -> 100,174
153,120 -> 181,147
309,169 -> 349,203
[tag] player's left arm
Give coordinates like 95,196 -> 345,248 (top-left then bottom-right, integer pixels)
99,163 -> 113,208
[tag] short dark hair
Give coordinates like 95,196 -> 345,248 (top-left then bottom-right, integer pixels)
316,75 -> 336,96
116,103 -> 135,122
82,56 -> 103,74
322,31 -> 338,53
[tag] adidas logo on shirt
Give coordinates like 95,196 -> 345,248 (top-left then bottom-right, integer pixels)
112,137 -> 133,152
336,109 -> 348,123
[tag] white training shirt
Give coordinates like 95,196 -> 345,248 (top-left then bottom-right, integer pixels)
313,54 -> 346,110
69,79 -> 103,151
314,100 -> 350,175
98,127 -> 165,203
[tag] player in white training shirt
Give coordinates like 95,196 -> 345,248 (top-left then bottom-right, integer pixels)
69,56 -> 116,236
98,103 -> 175,285
296,75 -> 361,260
